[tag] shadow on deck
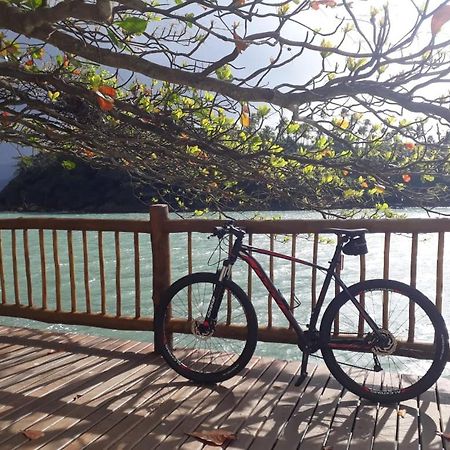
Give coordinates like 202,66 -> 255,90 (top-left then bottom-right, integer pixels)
0,326 -> 448,449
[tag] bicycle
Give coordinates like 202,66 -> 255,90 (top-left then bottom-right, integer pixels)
155,223 -> 449,403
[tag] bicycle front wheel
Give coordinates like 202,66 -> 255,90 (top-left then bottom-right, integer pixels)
155,272 -> 258,383
320,279 -> 449,403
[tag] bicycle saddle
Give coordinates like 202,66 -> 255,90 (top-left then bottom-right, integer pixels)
321,228 -> 368,237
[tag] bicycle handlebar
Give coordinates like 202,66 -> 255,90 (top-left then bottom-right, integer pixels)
212,222 -> 246,240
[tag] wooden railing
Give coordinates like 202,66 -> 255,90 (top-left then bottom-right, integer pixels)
0,205 -> 449,350
0,216 -> 153,330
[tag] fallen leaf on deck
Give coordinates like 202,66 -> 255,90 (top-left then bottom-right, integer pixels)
437,431 -> 450,441
186,429 -> 237,446
22,429 -> 44,440
397,409 -> 407,418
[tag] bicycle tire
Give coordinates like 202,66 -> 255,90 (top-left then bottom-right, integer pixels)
155,272 -> 258,383
320,279 -> 449,403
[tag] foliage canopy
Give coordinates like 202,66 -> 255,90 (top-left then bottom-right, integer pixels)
1,0 -> 450,212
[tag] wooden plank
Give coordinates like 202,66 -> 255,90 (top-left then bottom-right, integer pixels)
23,229 -> 33,307
418,384 -> 442,450
98,231 -> 106,315
372,372 -> 401,450
0,339 -> 150,447
83,230 -> 91,314
0,231 -> 5,304
323,377 -> 362,450
435,232 -> 444,313
11,229 -> 20,305
348,372 -> 383,450
99,353 -> 245,450
273,364 -> 332,450
0,336 -> 109,400
68,230 -> 77,313
134,232 -> 141,318
247,364 -> 317,450
299,375 -> 344,449
31,350 -> 159,449
165,217 -> 450,234
0,217 -> 151,233
155,357 -> 268,450
226,360 -> 300,449
0,304 -> 153,330
0,335 -> 122,416
436,377 -> 450,450
397,375 -> 419,450
52,229 -> 61,311
39,229 -> 47,309
115,231 -> 121,317
62,362 -> 185,448
190,359 -> 288,450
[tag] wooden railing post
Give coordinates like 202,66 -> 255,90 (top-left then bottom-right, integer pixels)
150,204 -> 171,351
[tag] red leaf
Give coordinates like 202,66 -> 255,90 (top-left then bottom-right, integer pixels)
186,429 -> 237,446
402,173 -> 411,183
97,96 -> 114,111
22,429 -> 44,440
233,31 -> 249,53
431,5 -> 450,35
98,85 -> 117,98
311,0 -> 336,9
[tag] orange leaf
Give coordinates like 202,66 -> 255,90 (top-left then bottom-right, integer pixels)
431,5 -> 450,35
404,142 -> 415,151
311,1 -> 320,9
233,31 -> 249,53
240,103 -> 250,127
22,429 -> 44,440
232,0 -> 245,6
97,96 -> 114,111
186,429 -> 237,446
397,409 -> 407,418
98,85 -> 117,98
402,174 -> 411,183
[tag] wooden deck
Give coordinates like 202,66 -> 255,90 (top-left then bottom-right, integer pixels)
0,327 -> 449,449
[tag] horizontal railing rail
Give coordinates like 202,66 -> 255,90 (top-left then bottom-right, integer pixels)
0,204 -> 448,360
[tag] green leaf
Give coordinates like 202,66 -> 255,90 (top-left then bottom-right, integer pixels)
115,17 -> 148,34
61,160 -> 76,170
287,122 -> 300,134
215,65 -> 233,81
184,13 -> 195,28
27,0 -> 42,9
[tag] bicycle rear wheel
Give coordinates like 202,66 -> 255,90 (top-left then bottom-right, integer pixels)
155,272 -> 258,383
320,279 -> 448,403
